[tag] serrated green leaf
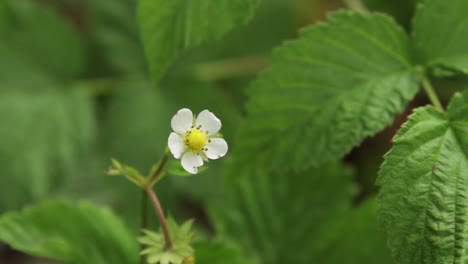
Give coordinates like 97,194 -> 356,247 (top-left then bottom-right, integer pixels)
0,200 -> 138,264
138,0 -> 259,83
234,11 -> 420,176
377,91 -> 468,263
209,163 -> 355,263
413,0 -> 468,75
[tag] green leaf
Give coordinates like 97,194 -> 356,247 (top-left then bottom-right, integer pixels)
138,0 -> 259,83
0,200 -> 138,264
1,0 -> 84,79
209,163 -> 355,263
377,91 -> 468,263
413,0 -> 468,75
194,240 -> 254,264
0,90 -> 95,211
234,11 -> 420,175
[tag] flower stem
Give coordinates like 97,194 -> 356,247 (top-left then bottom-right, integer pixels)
140,189 -> 148,264
422,77 -> 444,111
147,149 -> 170,185
146,187 -> 174,250
140,149 -> 171,263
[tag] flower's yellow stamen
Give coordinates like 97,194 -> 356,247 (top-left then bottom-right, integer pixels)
184,128 -> 207,152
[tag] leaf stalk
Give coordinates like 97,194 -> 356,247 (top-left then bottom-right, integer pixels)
422,77 -> 444,111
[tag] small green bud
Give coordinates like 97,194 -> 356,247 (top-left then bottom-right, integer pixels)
106,167 -> 121,176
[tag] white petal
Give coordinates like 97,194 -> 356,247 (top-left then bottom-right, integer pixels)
171,108 -> 193,134
203,138 -> 228,160
168,132 -> 185,159
181,152 -> 203,174
196,110 -> 221,136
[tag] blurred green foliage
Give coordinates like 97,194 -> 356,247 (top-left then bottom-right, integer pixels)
3,0 -> 457,263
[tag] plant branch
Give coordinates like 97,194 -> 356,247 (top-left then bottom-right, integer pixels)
422,77 -> 444,111
342,0 -> 368,12
146,187 -> 173,250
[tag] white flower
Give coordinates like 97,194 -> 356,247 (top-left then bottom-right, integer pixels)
168,108 -> 228,174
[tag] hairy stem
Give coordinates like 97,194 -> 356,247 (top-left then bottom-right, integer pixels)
147,187 -> 173,249
140,190 -> 148,264
422,77 -> 444,111
140,149 -> 171,263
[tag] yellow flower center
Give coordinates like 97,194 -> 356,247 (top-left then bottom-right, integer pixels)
184,128 -> 207,152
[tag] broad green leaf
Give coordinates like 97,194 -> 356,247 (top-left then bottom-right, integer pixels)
209,163 -> 355,263
377,91 -> 468,263
194,240 -> 254,264
138,0 -> 259,83
0,90 -> 94,212
235,11 -> 420,175
413,0 -> 468,75
1,0 -> 84,79
0,201 -> 138,264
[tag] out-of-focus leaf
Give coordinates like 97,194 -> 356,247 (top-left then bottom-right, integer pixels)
1,0 -> 84,79
0,89 -> 95,212
194,239 -> 254,264
103,78 -> 171,174
377,91 -> 468,263
209,163 -> 355,263
310,200 -> 393,264
363,0 -> 417,28
86,0 -> 146,73
0,200 -> 138,264
138,0 -> 260,83
234,11 -> 420,177
413,0 -> 468,75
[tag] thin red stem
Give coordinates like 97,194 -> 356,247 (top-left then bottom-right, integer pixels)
146,187 -> 173,249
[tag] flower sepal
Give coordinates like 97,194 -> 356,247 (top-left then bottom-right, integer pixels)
139,218 -> 195,264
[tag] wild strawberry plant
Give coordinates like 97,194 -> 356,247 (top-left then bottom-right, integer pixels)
0,0 -> 466,263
